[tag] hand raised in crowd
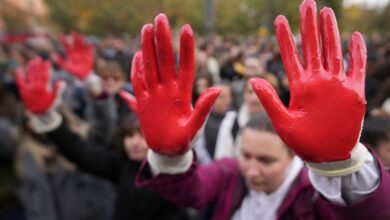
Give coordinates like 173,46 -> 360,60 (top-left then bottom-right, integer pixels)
120,14 -> 220,156
54,31 -> 94,80
15,57 -> 65,114
250,0 -> 367,169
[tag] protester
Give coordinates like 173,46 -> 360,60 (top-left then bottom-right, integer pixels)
15,56 -> 192,220
119,1 -> 390,219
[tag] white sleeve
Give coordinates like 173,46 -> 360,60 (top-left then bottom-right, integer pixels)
308,144 -> 380,205
214,111 -> 237,159
147,150 -> 193,175
193,134 -> 213,164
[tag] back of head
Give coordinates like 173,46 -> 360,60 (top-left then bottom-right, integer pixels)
244,112 -> 275,134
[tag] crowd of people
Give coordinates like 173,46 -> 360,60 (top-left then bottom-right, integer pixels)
1,0 -> 390,219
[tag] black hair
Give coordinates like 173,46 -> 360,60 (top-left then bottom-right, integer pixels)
361,116 -> 390,149
113,113 -> 141,150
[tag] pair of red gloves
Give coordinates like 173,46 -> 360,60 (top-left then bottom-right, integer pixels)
18,0 -> 367,175
120,0 -> 367,175
16,32 -> 95,114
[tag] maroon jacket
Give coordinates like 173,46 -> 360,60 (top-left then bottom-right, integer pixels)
137,150 -> 390,220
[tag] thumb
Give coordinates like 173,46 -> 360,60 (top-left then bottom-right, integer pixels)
52,53 -> 66,68
186,87 -> 221,136
250,78 -> 292,125
119,90 -> 138,113
15,67 -> 26,90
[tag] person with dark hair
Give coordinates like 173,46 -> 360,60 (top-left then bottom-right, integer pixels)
361,116 -> 390,169
16,57 -> 191,220
119,3 -> 390,220
193,81 -> 235,164
192,73 -> 215,106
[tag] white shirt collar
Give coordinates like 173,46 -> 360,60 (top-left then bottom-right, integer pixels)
232,156 -> 304,220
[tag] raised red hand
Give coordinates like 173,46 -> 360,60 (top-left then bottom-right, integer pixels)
250,0 -> 367,163
15,58 -> 65,114
120,14 -> 220,156
55,31 -> 94,80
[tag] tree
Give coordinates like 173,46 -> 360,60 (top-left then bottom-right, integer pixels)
45,0 -> 345,36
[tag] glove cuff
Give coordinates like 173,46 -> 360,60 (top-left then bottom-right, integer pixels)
84,73 -> 103,97
28,111 -> 63,134
306,142 -> 368,177
147,150 -> 193,175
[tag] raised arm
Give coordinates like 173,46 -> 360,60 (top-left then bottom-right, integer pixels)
15,58 -> 122,182
250,0 -> 390,213
120,14 -> 227,206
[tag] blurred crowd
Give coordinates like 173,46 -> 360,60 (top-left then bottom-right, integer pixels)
0,30 -> 390,220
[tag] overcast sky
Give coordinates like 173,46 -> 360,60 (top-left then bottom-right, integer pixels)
343,0 -> 390,8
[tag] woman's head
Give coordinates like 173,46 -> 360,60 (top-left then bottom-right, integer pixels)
115,114 -> 148,161
238,113 -> 294,194
96,60 -> 125,95
243,79 -> 263,115
213,81 -> 233,114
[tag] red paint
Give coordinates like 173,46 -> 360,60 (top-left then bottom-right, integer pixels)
54,31 -> 94,80
15,58 -> 64,114
250,0 -> 367,162
120,14 -> 220,156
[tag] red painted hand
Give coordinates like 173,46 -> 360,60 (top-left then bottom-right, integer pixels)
55,32 -> 94,80
250,0 -> 367,163
15,58 -> 65,114
120,14 -> 220,156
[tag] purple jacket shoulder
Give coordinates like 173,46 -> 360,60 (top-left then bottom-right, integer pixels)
137,156 -> 244,220
137,149 -> 390,220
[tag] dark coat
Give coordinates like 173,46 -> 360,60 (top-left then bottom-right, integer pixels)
48,123 -> 190,220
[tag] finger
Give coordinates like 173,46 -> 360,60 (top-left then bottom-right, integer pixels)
250,78 -> 292,126
131,51 -> 148,100
72,31 -> 84,49
177,24 -> 195,107
52,53 -> 65,68
33,58 -> 48,85
41,60 -> 52,84
155,14 -> 176,84
119,90 -> 139,113
300,0 -> 323,73
275,15 -> 304,87
320,7 -> 343,76
186,87 -> 221,137
60,34 -> 71,52
27,58 -> 42,84
141,24 -> 160,89
347,32 -> 367,97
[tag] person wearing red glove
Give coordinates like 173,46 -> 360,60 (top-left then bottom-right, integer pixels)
17,56 -> 192,220
14,57 -> 119,220
127,2 -> 390,220
15,57 -> 66,133
54,31 -> 103,97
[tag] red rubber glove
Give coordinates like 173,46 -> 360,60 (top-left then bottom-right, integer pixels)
250,0 -> 367,163
54,31 -> 94,80
15,58 -> 65,114
120,14 -> 220,156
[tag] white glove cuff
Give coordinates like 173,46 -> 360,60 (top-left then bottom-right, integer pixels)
29,111 -> 63,134
84,73 -> 103,96
306,143 -> 368,177
147,150 -> 193,175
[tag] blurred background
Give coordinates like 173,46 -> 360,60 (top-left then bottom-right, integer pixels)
0,0 -> 390,37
